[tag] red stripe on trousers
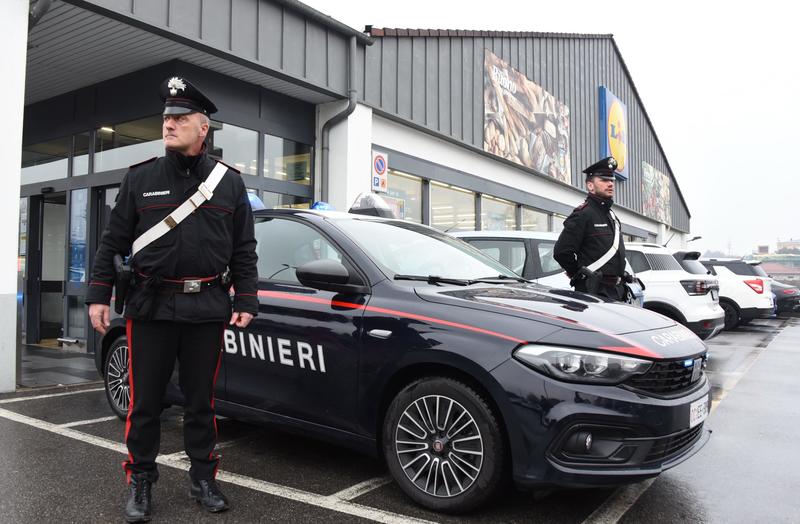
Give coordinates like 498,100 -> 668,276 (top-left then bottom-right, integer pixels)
210,325 -> 224,478
123,319 -> 135,483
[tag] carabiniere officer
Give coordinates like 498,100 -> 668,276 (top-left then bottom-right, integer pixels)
86,76 -> 258,522
554,156 -> 631,301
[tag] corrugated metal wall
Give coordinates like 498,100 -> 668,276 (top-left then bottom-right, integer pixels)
84,0 -> 351,97
358,34 -> 690,232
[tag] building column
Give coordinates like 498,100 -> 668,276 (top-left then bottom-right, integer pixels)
0,0 -> 27,392
316,102 -> 373,211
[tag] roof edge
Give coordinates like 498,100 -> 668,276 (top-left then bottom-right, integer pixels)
367,27 -> 614,39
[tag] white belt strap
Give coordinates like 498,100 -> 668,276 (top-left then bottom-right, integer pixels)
131,162 -> 228,257
587,209 -> 620,272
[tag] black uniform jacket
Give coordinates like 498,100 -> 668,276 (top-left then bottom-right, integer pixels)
553,194 -> 626,278
86,148 -> 259,322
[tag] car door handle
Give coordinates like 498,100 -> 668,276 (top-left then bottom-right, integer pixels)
368,329 -> 393,339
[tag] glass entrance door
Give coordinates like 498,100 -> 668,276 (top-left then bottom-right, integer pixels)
24,192 -> 67,345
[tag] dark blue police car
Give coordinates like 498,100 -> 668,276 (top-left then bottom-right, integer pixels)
97,208 -> 711,513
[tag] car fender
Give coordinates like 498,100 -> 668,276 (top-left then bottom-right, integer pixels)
96,318 -> 127,375
643,300 -> 687,324
369,349 -> 525,475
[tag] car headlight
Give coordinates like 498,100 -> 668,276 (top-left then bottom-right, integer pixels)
513,345 -> 653,384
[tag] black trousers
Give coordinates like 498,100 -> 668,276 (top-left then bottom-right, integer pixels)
124,319 -> 224,483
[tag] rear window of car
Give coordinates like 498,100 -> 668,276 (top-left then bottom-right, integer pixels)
678,258 -> 709,275
751,265 -> 769,277
718,261 -> 759,276
643,253 -> 683,271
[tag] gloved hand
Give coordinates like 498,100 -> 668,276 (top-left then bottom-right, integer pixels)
576,266 -> 600,280
623,271 -> 635,284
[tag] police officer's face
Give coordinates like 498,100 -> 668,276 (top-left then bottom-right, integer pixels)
163,113 -> 209,154
587,176 -> 614,198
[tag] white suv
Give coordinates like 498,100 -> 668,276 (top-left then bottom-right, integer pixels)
700,259 -> 774,329
626,243 -> 724,340
450,231 -> 644,306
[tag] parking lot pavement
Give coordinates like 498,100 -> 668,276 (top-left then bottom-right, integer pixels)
0,317 -> 795,523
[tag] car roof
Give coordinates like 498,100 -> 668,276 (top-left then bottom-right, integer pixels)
450,230 -> 560,240
254,208 -> 396,222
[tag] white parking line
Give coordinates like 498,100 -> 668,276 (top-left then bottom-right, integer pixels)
0,406 -> 433,524
581,478 -> 656,524
60,415 -> 120,428
331,476 -> 394,501
0,387 -> 105,404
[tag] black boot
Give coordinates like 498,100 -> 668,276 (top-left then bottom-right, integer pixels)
124,474 -> 153,523
190,478 -> 230,513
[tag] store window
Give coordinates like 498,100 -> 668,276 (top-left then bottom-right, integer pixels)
522,207 -> 548,232
21,137 -> 70,184
552,214 -> 566,233
264,134 -> 312,185
68,189 -> 88,283
263,192 -> 312,209
73,132 -> 91,176
385,170 -> 422,223
430,182 -> 475,232
94,116 -> 163,173
208,122 -> 258,175
481,195 -> 516,231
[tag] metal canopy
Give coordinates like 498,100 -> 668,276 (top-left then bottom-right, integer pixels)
25,2 -> 338,106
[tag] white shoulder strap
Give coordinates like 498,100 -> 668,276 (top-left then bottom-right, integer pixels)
131,162 -> 228,258
587,209 -> 620,272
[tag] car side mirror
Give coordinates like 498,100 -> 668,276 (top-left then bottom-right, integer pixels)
296,259 -> 369,294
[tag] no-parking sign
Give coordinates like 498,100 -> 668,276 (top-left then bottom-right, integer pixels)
371,151 -> 388,193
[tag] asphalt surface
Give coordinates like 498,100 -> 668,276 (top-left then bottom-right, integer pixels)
0,317 -> 797,523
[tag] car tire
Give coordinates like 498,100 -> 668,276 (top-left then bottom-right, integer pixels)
104,335 -> 131,420
382,377 -> 506,514
720,301 -> 740,330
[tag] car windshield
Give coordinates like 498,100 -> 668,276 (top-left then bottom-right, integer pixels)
331,218 -> 520,280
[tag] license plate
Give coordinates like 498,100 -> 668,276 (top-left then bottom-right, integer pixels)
689,397 -> 709,428
711,289 -> 719,301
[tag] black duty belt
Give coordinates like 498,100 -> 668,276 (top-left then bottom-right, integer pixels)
137,272 -> 222,293
600,275 -> 623,285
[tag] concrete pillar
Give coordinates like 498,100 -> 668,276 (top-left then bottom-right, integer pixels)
316,102 -> 373,212
0,0 -> 27,392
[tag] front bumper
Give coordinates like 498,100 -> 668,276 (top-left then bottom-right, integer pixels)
492,358 -> 711,490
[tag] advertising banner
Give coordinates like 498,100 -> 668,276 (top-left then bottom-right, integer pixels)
483,50 -> 571,184
641,161 -> 671,225
599,86 -> 628,180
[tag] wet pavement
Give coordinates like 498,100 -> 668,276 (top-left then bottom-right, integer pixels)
0,317 -> 797,523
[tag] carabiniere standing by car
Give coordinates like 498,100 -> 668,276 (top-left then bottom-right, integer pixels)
86,76 -> 258,522
554,156 -> 635,301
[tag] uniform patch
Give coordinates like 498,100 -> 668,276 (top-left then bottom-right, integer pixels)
143,190 -> 171,198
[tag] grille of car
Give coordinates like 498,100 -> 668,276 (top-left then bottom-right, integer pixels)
624,359 -> 702,396
644,423 -> 704,463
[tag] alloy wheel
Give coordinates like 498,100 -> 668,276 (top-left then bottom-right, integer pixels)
395,395 -> 484,498
106,343 -> 130,415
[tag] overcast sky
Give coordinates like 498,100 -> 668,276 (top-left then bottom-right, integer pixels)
303,0 -> 796,255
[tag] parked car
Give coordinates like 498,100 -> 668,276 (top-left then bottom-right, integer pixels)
768,280 -> 800,314
450,230 -> 644,306
700,259 -> 774,329
622,244 -> 724,340
97,209 -> 711,514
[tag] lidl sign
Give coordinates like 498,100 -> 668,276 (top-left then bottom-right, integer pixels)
599,86 -> 628,180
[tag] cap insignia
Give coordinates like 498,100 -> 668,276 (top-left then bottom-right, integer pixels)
167,77 -> 186,96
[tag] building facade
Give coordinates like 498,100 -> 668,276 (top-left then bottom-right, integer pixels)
13,0 -> 693,370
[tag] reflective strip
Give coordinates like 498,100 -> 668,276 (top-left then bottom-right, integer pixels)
131,162 -> 228,257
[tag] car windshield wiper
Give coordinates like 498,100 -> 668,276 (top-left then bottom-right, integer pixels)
470,274 -> 529,284
393,274 -> 472,286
